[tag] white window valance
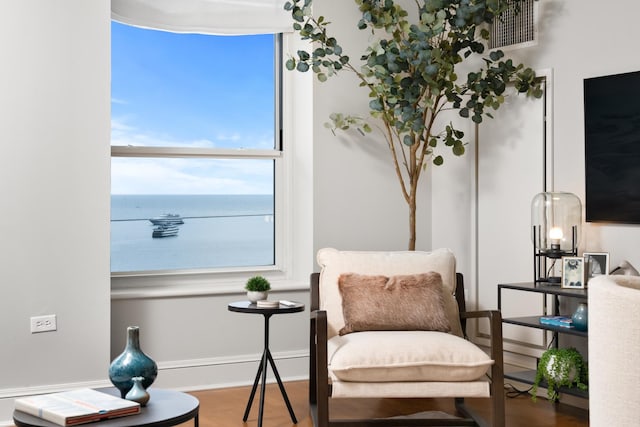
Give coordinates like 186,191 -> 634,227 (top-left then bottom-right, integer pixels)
111,0 -> 293,35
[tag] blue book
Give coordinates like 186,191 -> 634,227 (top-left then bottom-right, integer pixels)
539,316 -> 574,328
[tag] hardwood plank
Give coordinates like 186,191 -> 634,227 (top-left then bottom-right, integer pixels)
179,381 -> 588,427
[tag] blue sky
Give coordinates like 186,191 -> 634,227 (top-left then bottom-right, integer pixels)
111,22 -> 275,195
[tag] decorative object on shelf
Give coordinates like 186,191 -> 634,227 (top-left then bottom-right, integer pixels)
109,326 -> 158,398
125,376 -> 151,406
571,302 -> 588,331
245,275 -> 271,303
610,260 -> 640,276
532,347 -> 588,402
583,252 -> 610,285
531,192 -> 582,284
561,256 -> 585,289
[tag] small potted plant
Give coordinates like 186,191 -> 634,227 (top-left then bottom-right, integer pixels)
532,347 -> 588,402
245,275 -> 271,303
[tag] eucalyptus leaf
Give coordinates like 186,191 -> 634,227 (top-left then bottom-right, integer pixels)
285,58 -> 296,71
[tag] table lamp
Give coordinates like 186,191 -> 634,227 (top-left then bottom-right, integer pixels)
531,191 -> 582,284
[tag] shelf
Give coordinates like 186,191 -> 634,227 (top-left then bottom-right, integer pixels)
499,281 -> 589,403
505,369 -> 589,399
498,282 -> 588,299
503,316 -> 588,337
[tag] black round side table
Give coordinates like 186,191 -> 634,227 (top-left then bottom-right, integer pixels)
228,300 -> 305,427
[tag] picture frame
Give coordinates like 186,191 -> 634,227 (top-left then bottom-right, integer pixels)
583,252 -> 610,285
561,256 -> 585,289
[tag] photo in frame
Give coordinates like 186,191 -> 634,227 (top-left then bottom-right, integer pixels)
562,256 -> 585,289
584,252 -> 610,285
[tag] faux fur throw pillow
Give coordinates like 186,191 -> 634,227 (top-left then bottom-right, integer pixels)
337,272 -> 451,336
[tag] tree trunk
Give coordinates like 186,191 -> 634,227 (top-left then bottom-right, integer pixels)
408,193 -> 417,251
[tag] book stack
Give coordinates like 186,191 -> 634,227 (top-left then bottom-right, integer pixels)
14,388 -> 140,426
539,315 -> 574,328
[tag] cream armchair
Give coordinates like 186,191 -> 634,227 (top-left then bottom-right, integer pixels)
588,274 -> 640,426
309,248 -> 505,426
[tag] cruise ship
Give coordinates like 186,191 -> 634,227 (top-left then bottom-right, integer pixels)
149,213 -> 184,225
152,224 -> 179,238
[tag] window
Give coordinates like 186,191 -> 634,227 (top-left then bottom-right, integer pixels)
111,22 -> 282,275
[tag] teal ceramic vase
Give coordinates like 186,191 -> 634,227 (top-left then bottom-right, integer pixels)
571,302 -> 588,331
125,376 -> 150,406
109,326 -> 158,398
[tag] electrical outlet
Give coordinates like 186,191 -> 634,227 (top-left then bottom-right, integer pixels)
30,315 -> 57,333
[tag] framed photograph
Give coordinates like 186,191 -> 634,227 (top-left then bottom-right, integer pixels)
562,256 -> 585,289
584,252 -> 610,285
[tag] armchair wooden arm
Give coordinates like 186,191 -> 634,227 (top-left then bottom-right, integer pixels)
457,310 -> 505,427
309,309 -> 329,426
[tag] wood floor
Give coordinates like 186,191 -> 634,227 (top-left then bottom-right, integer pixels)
179,381 -> 588,427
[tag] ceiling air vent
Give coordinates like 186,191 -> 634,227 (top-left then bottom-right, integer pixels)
489,0 -> 536,49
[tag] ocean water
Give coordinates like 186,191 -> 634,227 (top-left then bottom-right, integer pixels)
111,195 -> 274,272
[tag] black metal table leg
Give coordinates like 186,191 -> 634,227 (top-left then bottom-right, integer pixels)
243,312 -> 298,426
267,348 -> 298,423
242,349 -> 266,421
257,327 -> 269,427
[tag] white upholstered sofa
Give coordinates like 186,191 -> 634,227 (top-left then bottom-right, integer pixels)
588,274 -> 640,426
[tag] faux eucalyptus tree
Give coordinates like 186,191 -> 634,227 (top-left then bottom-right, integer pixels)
285,0 -> 542,250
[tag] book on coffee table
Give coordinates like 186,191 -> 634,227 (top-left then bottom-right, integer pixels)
14,388 -> 140,426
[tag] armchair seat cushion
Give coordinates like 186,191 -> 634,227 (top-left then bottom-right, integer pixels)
328,330 -> 493,382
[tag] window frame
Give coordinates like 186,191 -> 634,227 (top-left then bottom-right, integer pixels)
110,31 -> 309,295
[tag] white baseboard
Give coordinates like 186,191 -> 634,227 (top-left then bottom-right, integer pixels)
153,349 -> 309,391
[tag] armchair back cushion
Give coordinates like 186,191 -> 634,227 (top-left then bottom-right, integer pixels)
317,248 -> 462,339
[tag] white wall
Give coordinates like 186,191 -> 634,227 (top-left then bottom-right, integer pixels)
506,0 -> 640,268
434,0 -> 640,316
471,0 -> 640,364
0,0 -> 111,423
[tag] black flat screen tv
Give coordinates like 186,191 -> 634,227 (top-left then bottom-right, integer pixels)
584,70 -> 640,224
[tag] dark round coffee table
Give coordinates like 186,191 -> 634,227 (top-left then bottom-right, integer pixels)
13,388 -> 199,427
228,300 -> 305,427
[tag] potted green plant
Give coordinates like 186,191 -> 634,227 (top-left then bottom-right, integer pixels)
285,0 -> 543,250
245,275 -> 272,302
532,347 -> 588,402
